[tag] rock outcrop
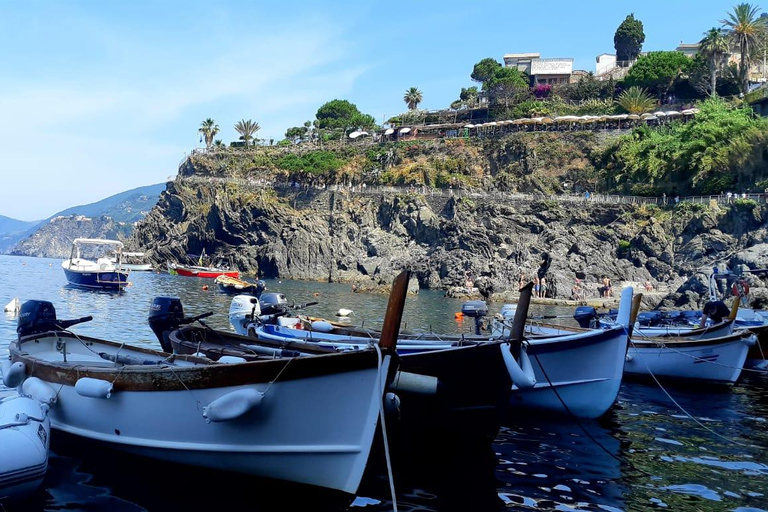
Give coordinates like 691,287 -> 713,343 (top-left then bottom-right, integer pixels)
130,178 -> 768,309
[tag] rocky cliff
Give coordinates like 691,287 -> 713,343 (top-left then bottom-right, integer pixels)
131,174 -> 768,309
12,215 -> 132,258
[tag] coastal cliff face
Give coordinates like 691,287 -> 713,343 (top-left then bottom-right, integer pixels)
131,174 -> 768,309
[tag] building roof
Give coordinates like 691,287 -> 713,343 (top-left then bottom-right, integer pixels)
503,53 -> 540,59
676,43 -> 699,50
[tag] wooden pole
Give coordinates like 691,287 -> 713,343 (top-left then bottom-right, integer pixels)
379,270 -> 410,352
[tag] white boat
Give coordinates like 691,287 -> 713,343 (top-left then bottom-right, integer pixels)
62,238 -> 130,290
118,252 -> 153,272
624,331 -> 756,383
8,271 -> 409,495
1,362 -> 51,502
240,285 -> 637,419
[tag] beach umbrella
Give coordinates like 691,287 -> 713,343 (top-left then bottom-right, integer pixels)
665,111 -> 681,117
399,127 -> 411,134
627,114 -> 641,120
653,111 -> 667,117
384,128 -> 395,135
348,131 -> 361,139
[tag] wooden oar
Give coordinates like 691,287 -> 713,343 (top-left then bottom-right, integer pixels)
510,282 -> 534,342
627,293 -> 643,338
728,296 -> 740,321
379,270 -> 410,353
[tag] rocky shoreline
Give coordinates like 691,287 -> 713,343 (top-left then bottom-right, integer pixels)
129,174 -> 768,311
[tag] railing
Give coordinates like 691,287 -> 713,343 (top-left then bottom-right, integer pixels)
173,175 -> 768,207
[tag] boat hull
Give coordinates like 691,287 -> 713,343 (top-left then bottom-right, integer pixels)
170,264 -> 239,279
507,326 -> 628,418
625,332 -> 755,382
254,324 -> 628,418
62,267 -> 129,290
10,332 -> 391,495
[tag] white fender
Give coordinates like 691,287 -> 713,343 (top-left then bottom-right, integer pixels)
2,361 -> 26,388
501,342 -> 537,390
75,377 -> 113,399
202,388 -> 264,423
388,371 -> 439,395
310,320 -> 333,333
218,355 -> 247,364
743,334 -> 757,346
22,377 -> 57,405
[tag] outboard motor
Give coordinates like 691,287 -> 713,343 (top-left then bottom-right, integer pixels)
148,297 -> 184,352
461,300 -> 488,335
17,300 -> 93,339
637,311 -> 662,326
229,295 -> 260,336
573,306 -> 597,329
259,293 -> 288,318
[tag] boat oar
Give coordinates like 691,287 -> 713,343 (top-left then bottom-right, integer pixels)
379,270 -> 410,353
510,282 -> 534,343
728,296 -> 740,321
627,293 -> 643,338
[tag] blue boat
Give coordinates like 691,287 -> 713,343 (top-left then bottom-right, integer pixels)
61,238 -> 130,290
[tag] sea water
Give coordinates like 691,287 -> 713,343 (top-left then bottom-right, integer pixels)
1,255 -> 766,511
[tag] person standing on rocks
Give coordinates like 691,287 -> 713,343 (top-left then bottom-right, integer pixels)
540,277 -> 547,299
533,275 -> 540,298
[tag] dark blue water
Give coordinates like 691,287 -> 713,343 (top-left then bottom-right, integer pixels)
1,255 -> 767,511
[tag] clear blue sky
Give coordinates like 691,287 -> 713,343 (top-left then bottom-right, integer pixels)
0,0 -> 743,220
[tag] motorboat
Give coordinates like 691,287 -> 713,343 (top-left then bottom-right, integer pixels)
624,331 -> 756,383
1,362 -> 51,502
118,252 -> 153,272
61,238 -> 130,290
215,275 -> 265,295
227,285 -> 638,418
8,271 -> 409,495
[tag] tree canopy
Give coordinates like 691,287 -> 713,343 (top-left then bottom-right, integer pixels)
315,99 -> 377,131
614,14 -> 645,62
720,3 -> 767,94
471,58 -> 503,84
403,87 -> 423,110
623,51 -> 693,98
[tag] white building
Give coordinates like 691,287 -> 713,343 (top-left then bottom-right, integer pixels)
596,54 -> 616,75
504,53 -> 574,85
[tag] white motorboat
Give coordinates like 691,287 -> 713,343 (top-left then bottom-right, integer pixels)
1,362 -> 51,502
8,272 -> 409,495
118,252 -> 153,272
62,238 -> 130,290
624,331 -> 756,383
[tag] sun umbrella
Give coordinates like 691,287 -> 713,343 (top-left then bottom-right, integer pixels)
384,128 -> 395,135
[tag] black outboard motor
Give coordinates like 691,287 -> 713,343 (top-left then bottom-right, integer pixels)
148,297 -> 184,352
461,300 -> 488,335
17,300 -> 92,338
573,306 -> 597,329
259,293 -> 289,318
637,311 -> 662,326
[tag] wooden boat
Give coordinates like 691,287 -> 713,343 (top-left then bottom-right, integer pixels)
223,286 -> 637,418
8,272 -> 409,495
167,262 -> 239,279
1,363 -> 51,502
61,238 -> 130,290
215,275 -> 264,295
624,331 -> 756,383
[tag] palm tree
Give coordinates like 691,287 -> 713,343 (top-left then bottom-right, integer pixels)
616,86 -> 656,114
234,119 -> 261,147
699,28 -> 731,95
720,3 -> 767,94
198,118 -> 219,149
403,87 -> 423,110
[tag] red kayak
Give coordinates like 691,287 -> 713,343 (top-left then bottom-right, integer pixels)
167,263 -> 239,279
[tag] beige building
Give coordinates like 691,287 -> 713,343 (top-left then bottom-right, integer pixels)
504,53 -> 574,85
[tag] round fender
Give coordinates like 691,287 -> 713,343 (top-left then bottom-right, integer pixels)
75,377 -> 114,399
203,388 -> 264,423
22,377 -> 57,405
1,361 -> 26,388
500,343 -> 537,390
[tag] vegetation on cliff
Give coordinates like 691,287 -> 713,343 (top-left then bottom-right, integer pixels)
599,97 -> 768,195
